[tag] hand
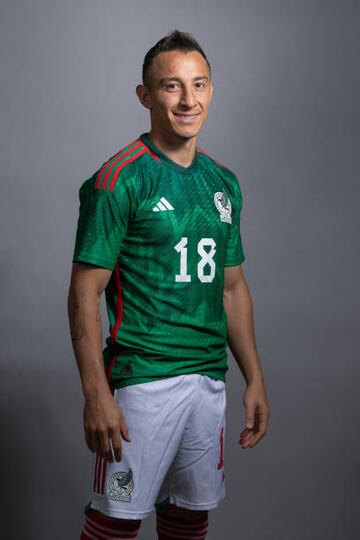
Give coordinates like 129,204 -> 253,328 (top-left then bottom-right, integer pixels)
83,391 -> 131,463
239,379 -> 270,449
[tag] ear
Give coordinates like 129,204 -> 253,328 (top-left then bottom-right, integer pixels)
209,81 -> 214,103
136,84 -> 152,110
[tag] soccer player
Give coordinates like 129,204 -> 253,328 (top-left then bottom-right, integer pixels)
68,29 -> 270,540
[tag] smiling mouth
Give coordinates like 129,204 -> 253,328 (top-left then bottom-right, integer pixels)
173,112 -> 200,118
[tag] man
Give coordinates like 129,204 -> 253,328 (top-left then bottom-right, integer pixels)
68,29 -> 270,540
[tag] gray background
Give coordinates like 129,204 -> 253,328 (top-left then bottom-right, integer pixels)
1,0 -> 359,538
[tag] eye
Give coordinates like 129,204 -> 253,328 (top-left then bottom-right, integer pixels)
165,82 -> 180,91
195,81 -> 206,89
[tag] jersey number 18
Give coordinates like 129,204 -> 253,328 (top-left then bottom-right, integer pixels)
174,237 -> 216,283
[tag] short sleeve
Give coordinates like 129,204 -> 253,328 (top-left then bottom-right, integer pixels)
72,175 -> 136,270
224,179 -> 245,266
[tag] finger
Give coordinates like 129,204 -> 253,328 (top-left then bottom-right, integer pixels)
119,418 -> 132,442
245,405 -> 255,430
258,411 -> 270,432
98,432 -> 112,462
239,433 -> 254,448
240,427 -> 253,438
239,432 -> 253,444
250,410 -> 269,441
239,427 -> 253,438
245,425 -> 267,447
85,430 -> 98,453
249,428 -> 267,446
241,410 -> 267,445
110,430 -> 122,462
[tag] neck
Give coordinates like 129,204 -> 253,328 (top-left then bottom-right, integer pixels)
147,128 -> 197,168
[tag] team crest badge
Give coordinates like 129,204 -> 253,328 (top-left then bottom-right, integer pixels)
214,192 -> 232,224
108,469 -> 134,502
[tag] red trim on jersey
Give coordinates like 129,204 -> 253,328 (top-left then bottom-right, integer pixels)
110,263 -> 123,344
138,139 -> 161,162
100,140 -> 144,190
95,138 -> 139,189
197,147 -> 206,154
106,355 -> 117,385
108,146 -> 149,191
95,137 -> 161,191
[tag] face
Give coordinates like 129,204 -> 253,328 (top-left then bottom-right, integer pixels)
136,50 -> 213,141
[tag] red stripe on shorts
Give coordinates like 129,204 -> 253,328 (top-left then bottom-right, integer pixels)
93,455 -> 99,492
100,457 -> 107,495
96,457 -> 103,494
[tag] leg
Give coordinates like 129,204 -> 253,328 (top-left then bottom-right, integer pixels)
156,503 -> 209,539
81,509 -> 141,539
154,376 -> 226,539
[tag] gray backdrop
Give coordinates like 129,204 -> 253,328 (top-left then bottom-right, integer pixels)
1,0 -> 359,538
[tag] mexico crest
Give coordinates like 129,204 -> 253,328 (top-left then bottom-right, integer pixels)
214,192 -> 232,224
108,469 -> 134,502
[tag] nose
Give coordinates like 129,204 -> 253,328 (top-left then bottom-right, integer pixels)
179,84 -> 197,109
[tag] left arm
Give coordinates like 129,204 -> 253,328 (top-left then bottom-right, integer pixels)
223,264 -> 270,448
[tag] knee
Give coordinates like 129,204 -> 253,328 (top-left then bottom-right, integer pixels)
89,508 -> 142,525
157,503 -> 208,522
82,509 -> 142,538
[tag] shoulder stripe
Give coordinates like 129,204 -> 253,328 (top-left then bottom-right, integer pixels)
95,137 -> 161,191
139,140 -> 162,162
95,138 -> 139,189
100,141 -> 145,190
96,139 -> 143,190
108,147 -> 149,191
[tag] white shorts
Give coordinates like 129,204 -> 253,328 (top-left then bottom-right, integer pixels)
87,374 -> 226,520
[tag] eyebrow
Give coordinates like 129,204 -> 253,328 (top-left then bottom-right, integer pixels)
159,75 -> 210,84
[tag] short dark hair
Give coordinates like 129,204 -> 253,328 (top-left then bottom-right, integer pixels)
142,29 -> 211,86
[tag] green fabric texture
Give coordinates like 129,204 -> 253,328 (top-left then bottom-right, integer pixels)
72,133 -> 245,388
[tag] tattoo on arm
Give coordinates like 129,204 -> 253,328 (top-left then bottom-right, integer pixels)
71,324 -> 85,342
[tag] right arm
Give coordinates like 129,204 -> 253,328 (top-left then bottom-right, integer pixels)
67,262 -> 131,463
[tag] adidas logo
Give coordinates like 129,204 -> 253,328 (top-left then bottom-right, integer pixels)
152,197 -> 174,212
120,361 -> 133,375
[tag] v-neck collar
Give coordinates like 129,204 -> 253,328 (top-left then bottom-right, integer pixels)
140,132 -> 199,175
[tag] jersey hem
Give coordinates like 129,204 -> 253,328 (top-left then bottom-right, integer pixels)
72,254 -> 115,271
224,254 -> 245,266
110,371 -> 226,389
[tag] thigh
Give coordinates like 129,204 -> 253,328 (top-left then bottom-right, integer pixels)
88,375 -> 196,520
156,375 -> 226,511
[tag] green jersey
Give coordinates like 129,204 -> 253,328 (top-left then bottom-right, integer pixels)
72,133 -> 245,388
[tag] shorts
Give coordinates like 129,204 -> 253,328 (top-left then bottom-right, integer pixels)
87,373 -> 226,520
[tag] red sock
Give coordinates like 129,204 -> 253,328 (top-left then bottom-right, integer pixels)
156,508 -> 209,540
81,509 -> 141,539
